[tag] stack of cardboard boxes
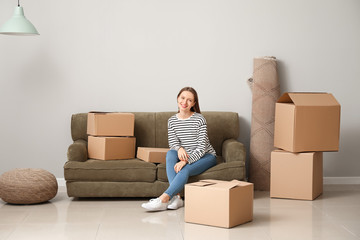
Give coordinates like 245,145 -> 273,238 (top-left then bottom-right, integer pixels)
271,92 -> 341,200
87,112 -> 136,160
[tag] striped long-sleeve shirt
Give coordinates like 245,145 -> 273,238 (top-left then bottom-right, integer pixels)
167,112 -> 216,164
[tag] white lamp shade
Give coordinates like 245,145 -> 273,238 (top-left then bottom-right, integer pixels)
0,6 -> 39,35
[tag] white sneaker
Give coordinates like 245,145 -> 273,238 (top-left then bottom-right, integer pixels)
141,198 -> 169,211
167,195 -> 184,210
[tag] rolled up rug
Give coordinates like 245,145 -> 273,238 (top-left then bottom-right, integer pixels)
248,56 -> 280,191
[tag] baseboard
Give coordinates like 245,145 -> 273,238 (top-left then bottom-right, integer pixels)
57,178 -> 66,186
323,177 -> 360,184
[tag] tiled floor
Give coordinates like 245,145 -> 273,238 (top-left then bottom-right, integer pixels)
0,185 -> 359,240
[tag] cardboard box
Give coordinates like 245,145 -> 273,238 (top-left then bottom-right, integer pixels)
274,92 -> 340,152
185,179 -> 253,228
88,136 -> 136,160
270,150 -> 323,200
136,147 -> 170,163
87,112 -> 135,137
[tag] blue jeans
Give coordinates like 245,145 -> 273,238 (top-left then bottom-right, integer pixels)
164,149 -> 217,198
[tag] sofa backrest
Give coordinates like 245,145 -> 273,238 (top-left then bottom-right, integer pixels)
71,112 -> 239,156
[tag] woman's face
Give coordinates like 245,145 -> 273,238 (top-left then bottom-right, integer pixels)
177,91 -> 195,112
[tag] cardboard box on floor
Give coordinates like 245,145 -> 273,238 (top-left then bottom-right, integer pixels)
185,179 -> 253,228
270,150 -> 323,200
88,136 -> 136,160
274,92 -> 340,153
87,112 -> 135,137
136,147 -> 170,163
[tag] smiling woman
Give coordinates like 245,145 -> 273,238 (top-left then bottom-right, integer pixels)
141,87 -> 217,211
177,86 -> 201,115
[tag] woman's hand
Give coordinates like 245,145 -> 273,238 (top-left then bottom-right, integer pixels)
174,160 -> 187,173
178,147 -> 189,161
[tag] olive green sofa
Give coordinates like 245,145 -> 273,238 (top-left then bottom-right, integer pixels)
64,112 -> 246,197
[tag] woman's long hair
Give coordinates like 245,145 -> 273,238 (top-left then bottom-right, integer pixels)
177,87 -> 201,113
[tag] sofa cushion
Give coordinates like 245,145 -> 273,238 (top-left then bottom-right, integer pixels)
203,112 -> 239,155
66,181 -> 169,198
133,112 -> 156,148
157,157 -> 245,182
64,159 -> 157,182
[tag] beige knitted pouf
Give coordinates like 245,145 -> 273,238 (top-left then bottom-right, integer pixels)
0,168 -> 58,204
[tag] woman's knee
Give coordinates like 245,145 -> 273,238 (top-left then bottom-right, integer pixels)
166,150 -> 178,163
199,154 -> 216,166
209,155 -> 217,166
167,150 -> 177,157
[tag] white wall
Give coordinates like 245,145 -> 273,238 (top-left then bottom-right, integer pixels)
0,0 -> 359,179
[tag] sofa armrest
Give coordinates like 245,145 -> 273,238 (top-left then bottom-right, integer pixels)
222,139 -> 246,163
67,139 -> 88,162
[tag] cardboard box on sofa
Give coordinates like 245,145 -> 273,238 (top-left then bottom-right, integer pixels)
88,136 -> 136,160
136,147 -> 170,163
270,150 -> 323,200
87,112 -> 135,137
274,92 -> 340,153
185,179 -> 253,228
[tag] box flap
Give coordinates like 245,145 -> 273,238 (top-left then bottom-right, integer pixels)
277,92 -> 294,103
89,111 -> 110,114
189,179 -> 252,189
137,147 -> 170,152
231,179 -> 253,187
211,181 -> 241,190
189,181 -> 216,187
278,92 -> 339,106
208,180 -> 251,190
89,111 -> 134,116
188,179 -> 227,187
199,179 -> 225,184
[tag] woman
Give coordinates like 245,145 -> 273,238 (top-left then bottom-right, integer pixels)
142,87 -> 217,211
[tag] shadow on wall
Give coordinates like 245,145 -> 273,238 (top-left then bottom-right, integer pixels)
324,126 -> 360,176
238,116 -> 250,180
277,59 -> 290,94
17,49 -> 63,92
